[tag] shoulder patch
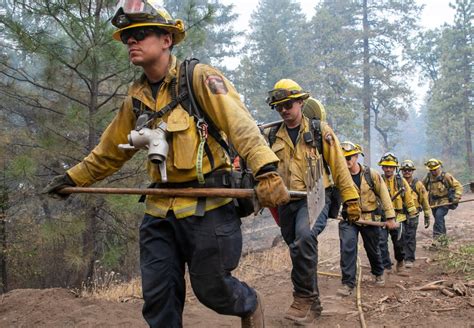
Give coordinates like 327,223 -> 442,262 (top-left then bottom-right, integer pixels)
324,132 -> 334,146
205,75 -> 228,95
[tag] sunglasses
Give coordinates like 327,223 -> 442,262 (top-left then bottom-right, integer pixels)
345,155 -> 353,161
120,27 -> 157,44
274,99 -> 296,112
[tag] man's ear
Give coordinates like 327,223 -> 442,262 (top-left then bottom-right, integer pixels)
162,33 -> 173,49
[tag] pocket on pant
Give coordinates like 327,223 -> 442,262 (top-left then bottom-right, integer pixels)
215,217 -> 242,271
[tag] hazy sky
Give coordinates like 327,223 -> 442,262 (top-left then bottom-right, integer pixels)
220,0 -> 456,33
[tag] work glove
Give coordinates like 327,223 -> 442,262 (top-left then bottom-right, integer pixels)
42,173 -> 76,200
424,214 -> 430,229
385,218 -> 398,230
254,171 -> 290,209
345,199 -> 361,223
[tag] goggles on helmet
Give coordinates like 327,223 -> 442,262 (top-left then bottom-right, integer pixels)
266,89 -> 303,107
425,159 -> 442,170
112,0 -> 173,28
400,161 -> 416,170
381,152 -> 397,162
341,141 -> 357,152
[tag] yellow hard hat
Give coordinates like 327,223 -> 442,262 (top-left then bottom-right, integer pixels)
341,141 -> 363,157
266,79 -> 310,107
111,0 -> 185,45
400,160 -> 416,170
302,97 -> 326,121
378,152 -> 399,167
424,158 -> 442,171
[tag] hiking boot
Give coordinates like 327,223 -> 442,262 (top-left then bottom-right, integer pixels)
396,261 -> 405,273
384,267 -> 392,274
336,284 -> 354,297
405,261 -> 414,268
284,295 -> 322,324
374,275 -> 385,286
242,291 -> 264,328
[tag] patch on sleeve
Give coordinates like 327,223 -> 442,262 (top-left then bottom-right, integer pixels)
324,133 -> 334,146
205,75 -> 228,95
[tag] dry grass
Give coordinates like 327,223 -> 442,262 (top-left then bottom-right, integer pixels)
80,225 -> 338,302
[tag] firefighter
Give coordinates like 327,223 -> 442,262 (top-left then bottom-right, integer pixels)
378,153 -> 417,274
337,142 -> 396,296
400,160 -> 433,267
44,2 -> 290,327
423,158 -> 463,243
265,79 -> 360,324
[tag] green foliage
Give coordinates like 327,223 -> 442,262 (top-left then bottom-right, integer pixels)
106,195 -> 144,216
419,0 -> 473,176
164,0 -> 242,70
437,243 -> 474,280
7,155 -> 37,180
235,0 -> 307,123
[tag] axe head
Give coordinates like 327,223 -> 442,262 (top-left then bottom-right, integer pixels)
306,156 -> 326,228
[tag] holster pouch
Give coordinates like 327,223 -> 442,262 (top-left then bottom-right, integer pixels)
230,169 -> 256,218
327,186 -> 342,219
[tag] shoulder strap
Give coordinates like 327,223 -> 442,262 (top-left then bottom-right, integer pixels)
364,166 -> 375,191
396,173 -> 405,197
268,125 -> 280,147
410,177 -> 419,196
178,58 -> 231,156
309,118 -> 323,154
440,172 -> 452,189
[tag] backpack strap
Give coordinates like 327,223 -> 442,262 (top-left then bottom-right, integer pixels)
364,166 -> 375,191
395,173 -> 405,197
268,125 -> 280,147
309,118 -> 323,155
410,177 -> 419,196
178,58 -> 231,157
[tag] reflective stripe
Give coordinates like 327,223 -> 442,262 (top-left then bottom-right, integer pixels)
145,197 -> 233,219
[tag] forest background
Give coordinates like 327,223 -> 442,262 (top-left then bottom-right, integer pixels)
0,0 -> 472,293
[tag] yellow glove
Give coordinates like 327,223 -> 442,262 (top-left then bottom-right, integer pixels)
345,199 -> 361,223
254,171 -> 290,208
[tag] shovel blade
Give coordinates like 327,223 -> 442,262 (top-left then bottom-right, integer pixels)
307,156 -> 326,228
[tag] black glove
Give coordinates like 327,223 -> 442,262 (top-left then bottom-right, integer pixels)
424,215 -> 430,229
43,174 -> 76,199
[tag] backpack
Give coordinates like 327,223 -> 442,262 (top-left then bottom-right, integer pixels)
363,166 -> 383,218
132,58 -> 254,217
423,172 -> 457,209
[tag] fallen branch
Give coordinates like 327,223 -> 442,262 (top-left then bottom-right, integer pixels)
440,288 -> 455,297
431,307 -> 457,312
411,280 -> 447,291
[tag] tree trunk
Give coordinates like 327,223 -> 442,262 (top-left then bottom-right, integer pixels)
0,213 -> 7,293
0,185 -> 8,293
362,0 -> 371,165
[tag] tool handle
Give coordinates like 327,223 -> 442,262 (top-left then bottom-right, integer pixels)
59,187 -> 306,199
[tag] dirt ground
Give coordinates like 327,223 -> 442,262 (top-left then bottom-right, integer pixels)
1,202 -> 473,328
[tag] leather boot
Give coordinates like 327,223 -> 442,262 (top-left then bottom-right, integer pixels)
242,291 -> 265,328
285,295 -> 322,324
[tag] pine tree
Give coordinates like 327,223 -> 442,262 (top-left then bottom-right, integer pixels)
235,0 -> 307,123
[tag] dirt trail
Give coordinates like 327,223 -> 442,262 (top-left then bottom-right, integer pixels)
1,202 -> 473,328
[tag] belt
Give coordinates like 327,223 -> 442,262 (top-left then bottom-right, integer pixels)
154,170 -> 232,189
139,170 -> 232,215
